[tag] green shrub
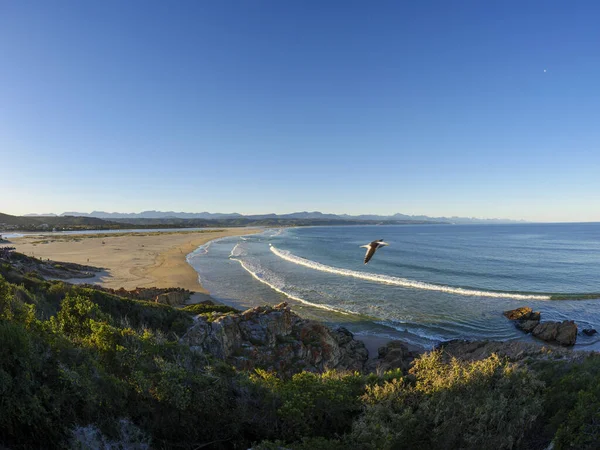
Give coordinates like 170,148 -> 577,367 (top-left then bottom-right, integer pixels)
350,351 -> 544,450
0,322 -> 70,447
182,302 -> 240,315
83,288 -> 193,335
247,369 -> 367,442
532,356 -> 600,450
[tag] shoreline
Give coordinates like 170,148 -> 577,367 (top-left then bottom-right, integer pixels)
11,228 -> 262,300
10,228 -> 583,358
9,226 -> 409,355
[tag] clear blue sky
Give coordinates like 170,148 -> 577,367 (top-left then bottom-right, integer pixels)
1,1 -> 599,221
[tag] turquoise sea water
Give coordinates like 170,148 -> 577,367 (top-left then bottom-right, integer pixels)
187,223 -> 600,350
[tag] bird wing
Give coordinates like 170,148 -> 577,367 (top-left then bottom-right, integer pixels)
364,245 -> 377,264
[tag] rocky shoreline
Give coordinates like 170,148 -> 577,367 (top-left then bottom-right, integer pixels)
3,250 -> 595,375
180,301 -> 596,377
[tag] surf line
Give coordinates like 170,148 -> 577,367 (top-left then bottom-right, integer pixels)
269,245 -> 551,300
230,258 -> 352,315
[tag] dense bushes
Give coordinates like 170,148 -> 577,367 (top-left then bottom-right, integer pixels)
349,352 -> 544,449
2,265 -> 600,449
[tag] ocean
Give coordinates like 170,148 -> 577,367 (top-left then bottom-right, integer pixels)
187,223 -> 600,350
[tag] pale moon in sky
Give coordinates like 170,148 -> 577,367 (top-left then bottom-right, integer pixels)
544,69 -> 547,72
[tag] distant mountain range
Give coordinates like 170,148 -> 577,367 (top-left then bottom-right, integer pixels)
24,210 -> 525,224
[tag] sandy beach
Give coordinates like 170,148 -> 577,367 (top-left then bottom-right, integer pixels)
11,228 -> 261,298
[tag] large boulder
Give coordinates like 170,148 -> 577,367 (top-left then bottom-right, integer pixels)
181,302 -> 368,376
555,321 -> 578,346
532,320 -> 577,346
532,322 -> 559,341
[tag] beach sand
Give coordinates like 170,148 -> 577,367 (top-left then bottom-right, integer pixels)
12,228 -> 261,300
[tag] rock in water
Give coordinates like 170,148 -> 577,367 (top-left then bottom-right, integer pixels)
504,307 -> 541,334
532,320 -> 577,346
532,322 -> 560,342
516,320 -> 540,333
583,328 -> 598,336
503,307 -> 540,321
555,321 -> 578,346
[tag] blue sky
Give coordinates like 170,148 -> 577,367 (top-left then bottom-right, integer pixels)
1,1 -> 599,221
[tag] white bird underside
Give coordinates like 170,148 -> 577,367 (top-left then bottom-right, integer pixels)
360,240 -> 389,264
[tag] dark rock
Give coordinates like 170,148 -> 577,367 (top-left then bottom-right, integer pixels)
181,302 -> 368,376
556,321 -> 578,346
516,319 -> 540,333
503,307 -> 540,321
532,322 -> 559,341
583,328 -> 598,336
438,339 -> 581,363
532,320 -> 577,346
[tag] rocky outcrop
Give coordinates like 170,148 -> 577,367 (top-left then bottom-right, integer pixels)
181,302 -> 368,376
438,339 -> 585,363
365,341 -> 420,373
504,307 -> 578,346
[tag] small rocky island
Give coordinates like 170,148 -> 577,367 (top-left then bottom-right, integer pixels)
503,306 -> 585,346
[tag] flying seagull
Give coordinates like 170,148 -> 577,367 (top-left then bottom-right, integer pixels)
360,239 -> 389,264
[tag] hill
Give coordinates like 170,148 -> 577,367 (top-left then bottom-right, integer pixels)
0,212 -> 130,231
49,210 -> 524,224
1,211 -> 445,231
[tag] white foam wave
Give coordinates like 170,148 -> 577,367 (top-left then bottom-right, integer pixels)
229,242 -> 245,258
266,228 -> 284,238
269,245 -> 551,300
231,258 -> 351,314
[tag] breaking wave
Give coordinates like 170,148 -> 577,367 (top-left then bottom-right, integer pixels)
229,242 -> 245,258
269,245 -> 551,300
231,257 -> 351,314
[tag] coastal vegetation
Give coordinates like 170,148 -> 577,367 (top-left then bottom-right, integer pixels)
1,251 -> 600,449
